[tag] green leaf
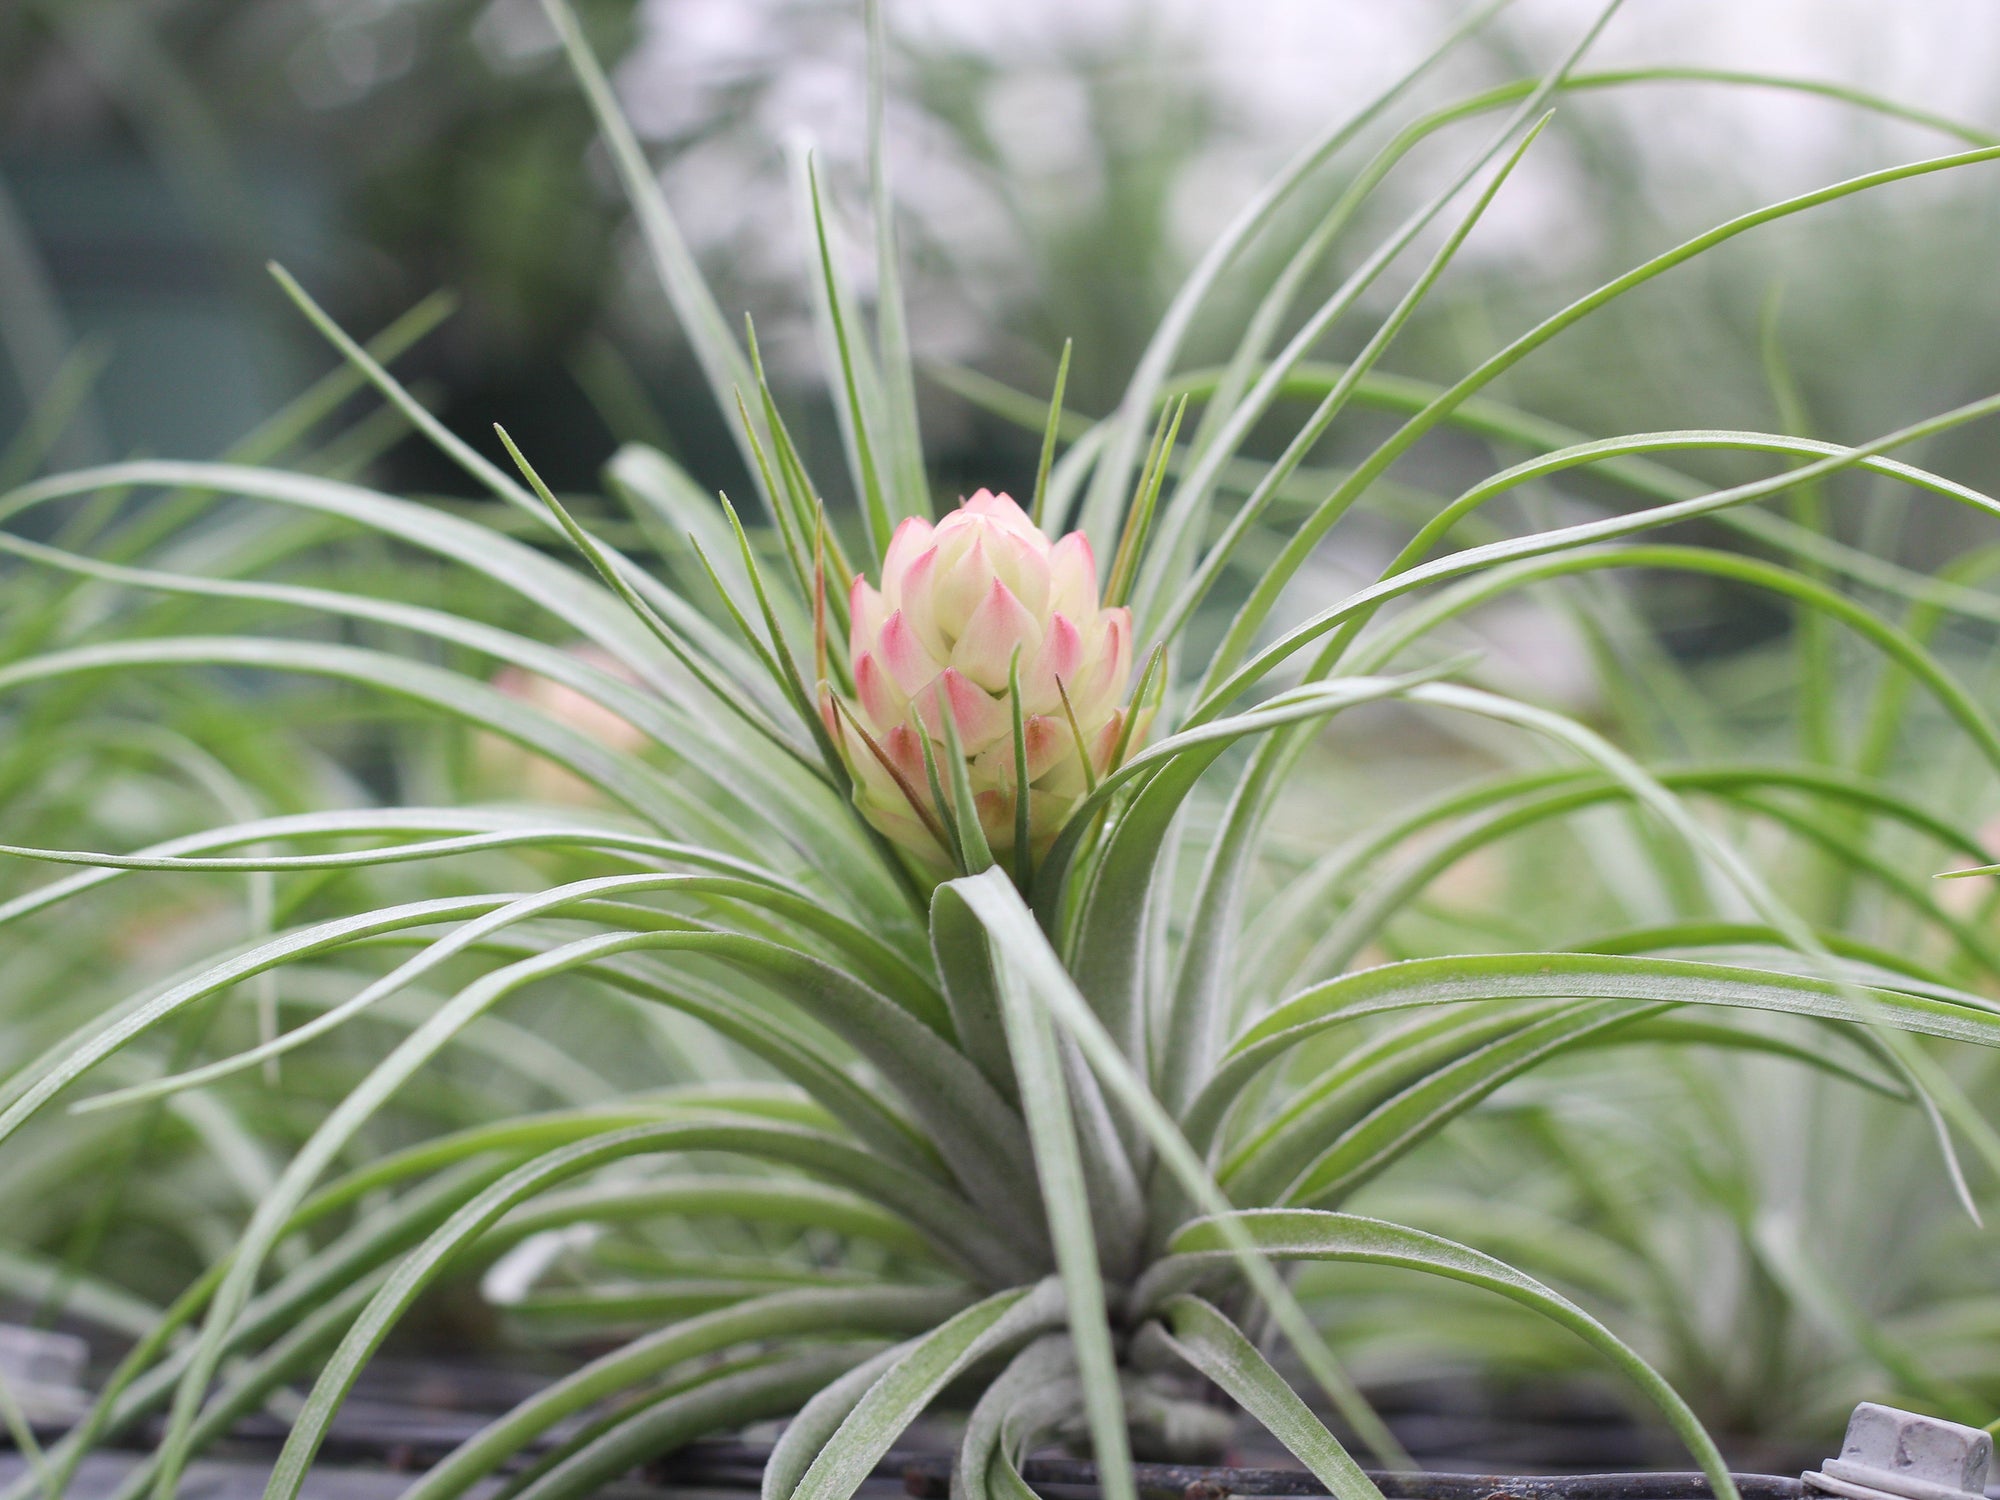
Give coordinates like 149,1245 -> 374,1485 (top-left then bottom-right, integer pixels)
1144,1210 -> 1736,1500
510,1352 -> 872,1500
1586,1015 -> 1908,1099
499,427 -> 825,778
535,0 -> 774,516
1140,1297 -> 1377,1500
795,147 -> 896,559
1286,999 -> 1660,1206
985,904 -> 1139,1500
863,0 -> 927,521
1029,342 -> 1072,530
0,1246 -> 156,1339
14,1162 -> 517,1500
946,870 -> 1403,1477
778,1282 -> 1066,1500
0,340 -> 111,491
760,1344 -> 904,1500
1346,542 -> 2000,782
1254,762 -> 1993,993
1069,0 -> 1512,536
1042,671 -> 1457,1048
936,690 -> 997,875
1154,733 -> 1290,1114
951,1335 -> 1074,1500
266,265 -> 547,524
155,931 -> 1031,1500
1103,394 -> 1185,610
259,1119 -> 989,1500
401,1287 -> 971,1500
929,886 -> 1020,1103
1188,952 -> 2000,1156
1222,997 -> 1600,1197
483,1174 -> 935,1260
1139,102 -> 1559,637
0,462 -> 869,871
100,1274 -> 390,1500
604,440 -> 813,676
1192,140 -> 2000,697
69,873 -> 948,1118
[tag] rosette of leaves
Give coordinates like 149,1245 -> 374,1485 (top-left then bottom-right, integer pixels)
7,5 -> 2000,1500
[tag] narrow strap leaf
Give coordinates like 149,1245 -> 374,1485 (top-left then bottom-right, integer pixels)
986,942 -> 1137,1500
1029,340 -> 1072,529
950,1335 -> 1073,1500
1070,0 -> 1511,536
798,148 -> 894,561
761,1343 -> 904,1500
936,689 -> 996,873
259,1119 -> 984,1500
946,870 -> 1404,1477
781,1281 -> 1067,1500
864,0 -> 928,520
536,0 -> 775,516
1140,1297 -> 1377,1500
1146,1210 -> 1738,1500
403,1288 -> 969,1500
1191,951 -> 2000,1155
1008,651 -> 1033,888
510,1352 -> 869,1500
1103,394 -> 1184,608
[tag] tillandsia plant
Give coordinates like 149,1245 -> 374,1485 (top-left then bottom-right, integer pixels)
1319,1046 -> 2000,1457
14,4 -> 2000,1500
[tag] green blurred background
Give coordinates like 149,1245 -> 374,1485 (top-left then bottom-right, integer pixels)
8,0 -> 1999,551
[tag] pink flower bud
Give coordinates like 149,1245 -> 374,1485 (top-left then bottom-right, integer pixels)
825,490 -> 1145,870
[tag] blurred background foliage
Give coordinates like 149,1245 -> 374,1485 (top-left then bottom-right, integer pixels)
9,0 -> 2000,635
8,0 -> 2000,1465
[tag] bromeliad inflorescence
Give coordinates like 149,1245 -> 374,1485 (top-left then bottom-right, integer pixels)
821,489 -> 1147,873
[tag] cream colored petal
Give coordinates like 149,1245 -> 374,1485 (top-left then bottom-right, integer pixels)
881,515 -> 936,604
1048,531 -> 1099,619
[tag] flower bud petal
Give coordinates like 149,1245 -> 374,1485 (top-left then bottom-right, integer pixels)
894,547 -> 949,660
881,516 -> 935,603
951,577 -> 1043,692
852,651 -> 905,734
984,527 -> 1050,617
917,668 -> 1010,754
1021,613 -> 1083,716
963,488 -> 1036,535
931,534 -> 996,641
827,490 -> 1145,869
848,578 -> 888,665
1090,710 -> 1126,773
881,723 -> 931,788
970,713 -> 1071,786
974,787 -> 1013,844
1048,532 -> 1099,619
878,610 -> 943,698
1068,608 -> 1131,722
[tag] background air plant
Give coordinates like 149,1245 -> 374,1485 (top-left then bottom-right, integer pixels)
7,4 -> 2000,1500
1320,1047 -> 2000,1465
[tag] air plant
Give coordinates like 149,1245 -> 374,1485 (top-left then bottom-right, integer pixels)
1314,1046 -> 2000,1460
7,5 -> 2000,1500
0,291 -> 717,1323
